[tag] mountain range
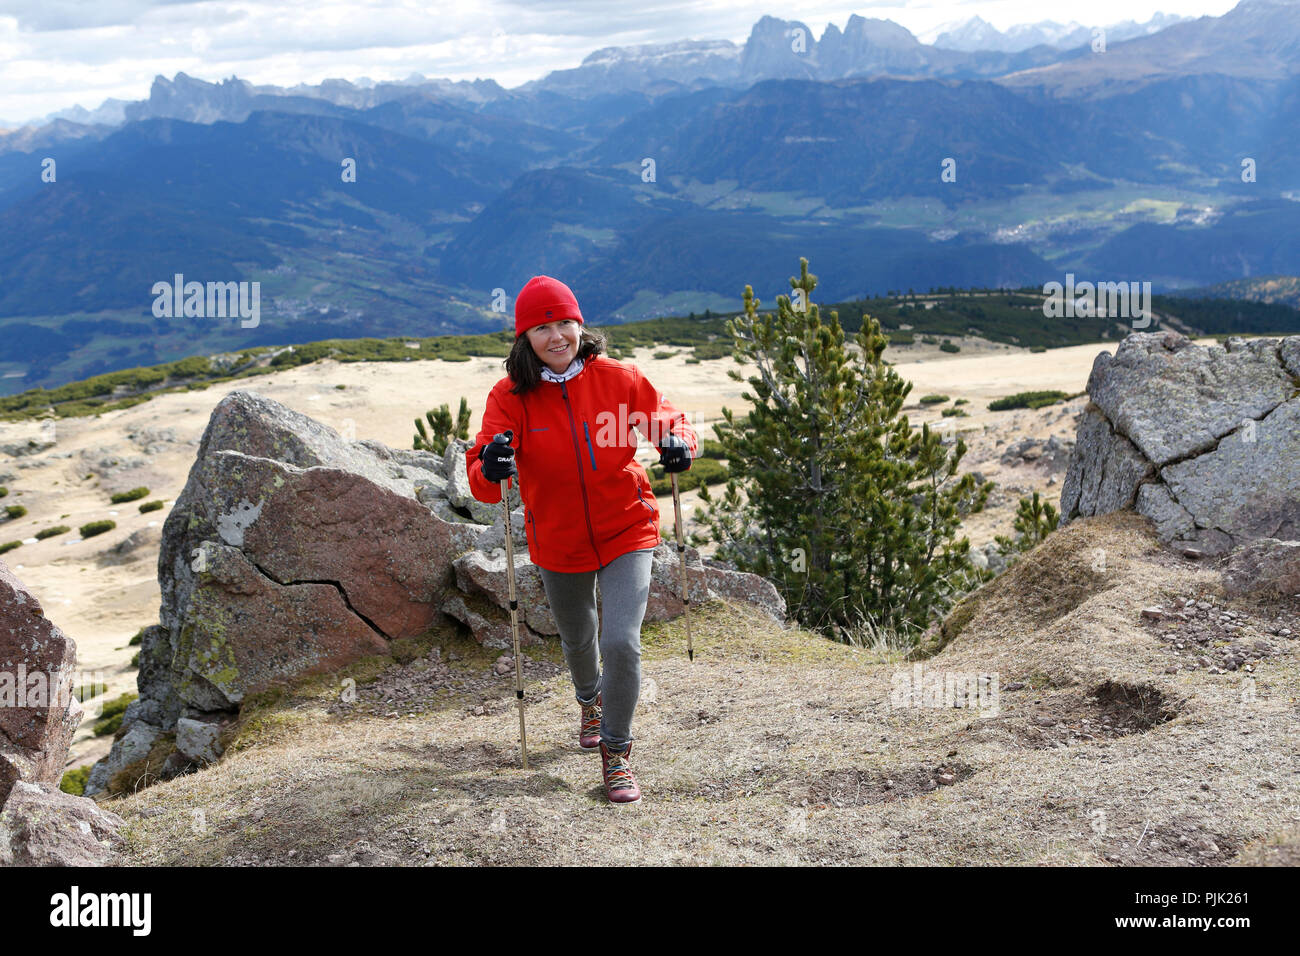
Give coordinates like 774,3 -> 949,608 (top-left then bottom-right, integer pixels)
924,13 -> 1189,53
1,0 -> 1298,395
2,11 -> 1199,130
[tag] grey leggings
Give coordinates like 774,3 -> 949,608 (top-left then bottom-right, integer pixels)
537,548 -> 653,751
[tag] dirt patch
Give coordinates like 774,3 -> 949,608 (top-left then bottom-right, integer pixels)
1010,681 -> 1179,749
679,706 -> 728,728
410,741 -> 518,772
325,648 -> 563,719
802,761 -> 975,807
802,698 -> 866,722
1102,817 -> 1245,867
1139,594 -> 1297,675
1236,827 -> 1300,866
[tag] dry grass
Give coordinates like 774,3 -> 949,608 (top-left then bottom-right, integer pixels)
100,512 -> 1300,866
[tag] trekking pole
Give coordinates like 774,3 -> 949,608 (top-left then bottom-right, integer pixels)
494,429 -> 529,770
670,471 -> 695,661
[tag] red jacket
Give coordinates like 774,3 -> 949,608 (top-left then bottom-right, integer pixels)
467,355 -> 698,572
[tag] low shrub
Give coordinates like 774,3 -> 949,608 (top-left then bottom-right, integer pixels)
696,439 -> 728,459
60,766 -> 92,796
988,390 -> 1070,411
74,680 -> 107,701
692,342 -> 732,361
92,692 -> 137,737
649,458 -> 729,495
79,520 -> 116,538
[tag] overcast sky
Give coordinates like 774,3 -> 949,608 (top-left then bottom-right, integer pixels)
0,0 -> 1238,124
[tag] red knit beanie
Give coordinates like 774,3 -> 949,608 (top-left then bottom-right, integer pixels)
515,275 -> 584,338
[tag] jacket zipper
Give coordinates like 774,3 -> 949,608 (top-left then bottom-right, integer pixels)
583,421 -> 598,470
561,380 -> 604,567
527,509 -> 538,550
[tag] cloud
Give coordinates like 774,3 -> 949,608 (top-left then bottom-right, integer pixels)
0,0 -> 213,32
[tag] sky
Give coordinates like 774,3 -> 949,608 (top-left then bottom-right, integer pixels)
0,0 -> 1241,125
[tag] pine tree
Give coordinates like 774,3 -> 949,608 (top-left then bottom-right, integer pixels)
694,258 -> 992,643
994,491 -> 1059,558
414,397 -> 471,454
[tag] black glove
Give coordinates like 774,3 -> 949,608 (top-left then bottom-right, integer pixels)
480,431 -> 517,482
658,433 -> 692,473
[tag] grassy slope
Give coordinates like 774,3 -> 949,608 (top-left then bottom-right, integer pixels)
101,512 -> 1299,866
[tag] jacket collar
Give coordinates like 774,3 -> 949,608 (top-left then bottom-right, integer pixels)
540,355 -> 587,383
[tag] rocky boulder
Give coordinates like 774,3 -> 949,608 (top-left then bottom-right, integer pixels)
0,559 -> 81,810
0,561 -> 124,865
1061,331 -> 1300,556
90,390 -> 484,795
999,435 -> 1074,472
1220,538 -> 1300,601
0,781 -> 126,866
966,541 -> 1008,575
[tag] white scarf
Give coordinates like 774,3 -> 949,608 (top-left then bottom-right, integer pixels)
540,356 -> 585,383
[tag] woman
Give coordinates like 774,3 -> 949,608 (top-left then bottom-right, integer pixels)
466,274 -> 696,805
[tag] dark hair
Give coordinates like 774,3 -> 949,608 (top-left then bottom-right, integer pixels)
506,324 -> 607,395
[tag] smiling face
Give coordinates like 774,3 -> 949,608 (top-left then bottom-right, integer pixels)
525,319 -> 582,373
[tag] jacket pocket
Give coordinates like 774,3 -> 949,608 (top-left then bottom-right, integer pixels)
526,508 -> 539,550
633,472 -> 657,527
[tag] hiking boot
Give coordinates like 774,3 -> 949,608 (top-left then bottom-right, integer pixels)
599,740 -> 642,804
579,693 -> 602,750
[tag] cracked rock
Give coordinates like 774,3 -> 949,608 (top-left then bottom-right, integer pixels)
1062,331 -> 1300,554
